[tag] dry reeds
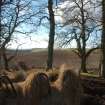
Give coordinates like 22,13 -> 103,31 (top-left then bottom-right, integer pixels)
0,72 -> 50,105
41,68 -> 83,105
0,67 -> 83,105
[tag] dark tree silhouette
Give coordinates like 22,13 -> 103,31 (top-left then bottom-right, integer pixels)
46,0 -> 55,70
101,0 -> 105,78
56,0 -> 101,73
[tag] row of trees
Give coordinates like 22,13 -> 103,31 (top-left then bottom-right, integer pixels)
56,0 -> 102,73
0,0 -> 105,77
0,0 -> 56,71
48,0 -> 105,77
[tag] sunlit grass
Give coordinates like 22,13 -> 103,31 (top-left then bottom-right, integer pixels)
81,72 -> 100,78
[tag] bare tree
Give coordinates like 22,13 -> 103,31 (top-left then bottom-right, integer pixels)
46,0 -> 55,70
0,0 -> 43,70
56,0 -> 101,72
101,0 -> 105,78
0,0 -> 14,70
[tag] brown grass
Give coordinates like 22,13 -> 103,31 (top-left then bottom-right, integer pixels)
8,49 -> 100,71
41,67 -> 83,105
0,66 -> 83,105
47,70 -> 59,82
0,71 -> 50,105
60,69 -> 83,105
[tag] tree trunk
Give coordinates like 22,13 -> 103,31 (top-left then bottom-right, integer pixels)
80,0 -> 87,73
99,54 -> 103,77
0,47 -> 9,70
0,0 -> 1,36
46,0 -> 55,71
102,0 -> 105,78
81,55 -> 87,73
2,48 -> 9,70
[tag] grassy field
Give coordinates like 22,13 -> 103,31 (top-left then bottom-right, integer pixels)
7,49 -> 101,73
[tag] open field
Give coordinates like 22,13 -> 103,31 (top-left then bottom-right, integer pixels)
7,48 -> 101,72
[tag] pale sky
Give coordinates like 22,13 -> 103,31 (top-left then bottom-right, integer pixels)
8,0 -> 100,49
8,33 -> 49,49
8,0 -> 65,49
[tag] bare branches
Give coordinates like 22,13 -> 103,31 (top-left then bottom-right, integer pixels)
56,0 -> 101,72
37,16 -> 49,26
0,0 -> 48,70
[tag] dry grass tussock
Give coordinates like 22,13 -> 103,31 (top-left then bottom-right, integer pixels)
0,71 -> 50,105
0,70 -> 27,82
0,65 -> 83,105
41,66 -> 83,105
47,69 -> 59,82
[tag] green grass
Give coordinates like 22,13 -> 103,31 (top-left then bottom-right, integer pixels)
81,72 -> 99,78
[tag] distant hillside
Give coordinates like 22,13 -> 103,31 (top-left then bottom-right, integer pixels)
6,48 -> 101,71
6,49 -> 32,54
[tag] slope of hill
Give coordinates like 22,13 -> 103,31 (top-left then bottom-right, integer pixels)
7,48 -> 101,71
